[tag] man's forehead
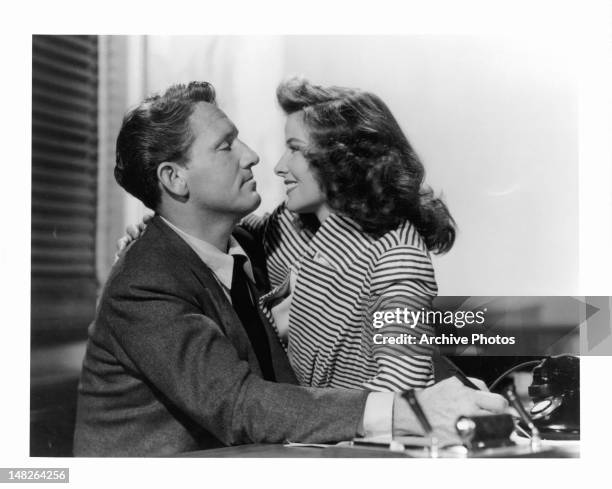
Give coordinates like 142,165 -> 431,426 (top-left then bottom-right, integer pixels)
190,102 -> 236,136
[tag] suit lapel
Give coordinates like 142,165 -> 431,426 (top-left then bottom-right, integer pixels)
149,216 -> 263,377
150,216 -> 296,384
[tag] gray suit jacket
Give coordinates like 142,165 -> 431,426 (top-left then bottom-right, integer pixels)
73,216 -> 368,456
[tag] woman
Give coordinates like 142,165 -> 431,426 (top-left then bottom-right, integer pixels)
241,77 -> 456,391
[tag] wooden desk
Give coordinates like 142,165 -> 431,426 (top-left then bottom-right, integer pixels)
182,442 -> 578,458
182,444 -> 327,458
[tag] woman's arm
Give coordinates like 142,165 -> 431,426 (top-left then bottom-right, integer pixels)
239,212 -> 270,244
115,207 -> 278,260
363,245 -> 438,392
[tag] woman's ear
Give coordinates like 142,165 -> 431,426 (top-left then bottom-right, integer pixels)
157,162 -> 189,200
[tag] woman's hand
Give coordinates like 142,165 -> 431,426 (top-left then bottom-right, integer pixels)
115,214 -> 153,261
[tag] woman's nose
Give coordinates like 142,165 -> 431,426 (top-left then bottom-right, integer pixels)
274,153 -> 288,176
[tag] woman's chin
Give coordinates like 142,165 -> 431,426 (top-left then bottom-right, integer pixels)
286,199 -> 310,215
286,203 -> 302,214
285,196 -> 327,218
285,197 -> 300,213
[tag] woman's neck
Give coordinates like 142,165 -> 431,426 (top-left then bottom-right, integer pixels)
295,204 -> 332,235
315,203 -> 332,224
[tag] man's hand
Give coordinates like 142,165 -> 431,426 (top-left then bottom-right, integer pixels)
115,214 -> 153,261
393,376 -> 508,445
466,377 -> 488,391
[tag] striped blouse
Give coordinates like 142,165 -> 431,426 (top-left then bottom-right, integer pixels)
242,204 -> 437,391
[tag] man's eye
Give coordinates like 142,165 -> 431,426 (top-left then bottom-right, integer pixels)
219,143 -> 232,151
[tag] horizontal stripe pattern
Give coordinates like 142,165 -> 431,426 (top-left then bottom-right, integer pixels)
241,205 -> 437,391
241,207 -> 314,289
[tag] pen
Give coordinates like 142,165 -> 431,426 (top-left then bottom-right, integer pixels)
440,355 -> 481,390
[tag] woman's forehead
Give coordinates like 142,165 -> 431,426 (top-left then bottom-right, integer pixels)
285,111 -> 308,139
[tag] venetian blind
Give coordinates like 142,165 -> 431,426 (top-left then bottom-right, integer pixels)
31,35 -> 99,339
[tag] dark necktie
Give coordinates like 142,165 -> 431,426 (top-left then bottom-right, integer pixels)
230,256 -> 276,381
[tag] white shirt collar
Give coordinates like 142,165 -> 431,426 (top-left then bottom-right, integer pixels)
160,216 -> 255,290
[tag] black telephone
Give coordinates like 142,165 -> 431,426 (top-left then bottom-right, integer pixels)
489,355 -> 580,440
525,355 -> 580,440
455,355 -> 580,452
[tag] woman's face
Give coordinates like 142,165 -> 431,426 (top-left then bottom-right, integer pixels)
274,111 -> 327,217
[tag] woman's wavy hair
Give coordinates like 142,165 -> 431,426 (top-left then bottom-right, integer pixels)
276,77 -> 456,254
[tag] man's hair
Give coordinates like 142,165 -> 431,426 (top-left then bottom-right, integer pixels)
114,81 -> 217,209
277,77 -> 456,254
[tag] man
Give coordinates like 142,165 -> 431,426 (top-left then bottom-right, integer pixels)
73,81 -> 507,456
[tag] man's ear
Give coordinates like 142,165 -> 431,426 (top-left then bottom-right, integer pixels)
157,162 -> 189,200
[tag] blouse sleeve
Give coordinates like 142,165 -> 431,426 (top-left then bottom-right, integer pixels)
362,245 -> 438,391
239,212 -> 271,245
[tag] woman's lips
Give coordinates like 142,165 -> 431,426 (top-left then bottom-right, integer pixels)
284,180 -> 298,194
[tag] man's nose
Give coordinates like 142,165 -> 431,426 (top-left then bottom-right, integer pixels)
239,141 -> 259,168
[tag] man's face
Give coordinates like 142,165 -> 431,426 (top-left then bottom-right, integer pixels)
182,102 -> 261,218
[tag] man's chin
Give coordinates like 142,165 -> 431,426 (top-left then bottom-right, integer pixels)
241,193 -> 262,215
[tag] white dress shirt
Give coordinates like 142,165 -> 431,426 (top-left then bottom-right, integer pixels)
161,216 -> 254,301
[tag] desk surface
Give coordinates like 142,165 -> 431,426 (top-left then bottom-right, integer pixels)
182,442 -> 579,458
182,444 -> 326,458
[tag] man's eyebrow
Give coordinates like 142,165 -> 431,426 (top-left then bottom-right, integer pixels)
214,125 -> 239,146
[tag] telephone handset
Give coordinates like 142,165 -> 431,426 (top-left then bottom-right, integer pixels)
526,355 -> 579,440
487,354 -> 580,441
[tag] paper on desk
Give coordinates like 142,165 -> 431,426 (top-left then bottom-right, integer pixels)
512,432 -> 581,447
283,442 -> 335,448
355,434 -> 431,448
